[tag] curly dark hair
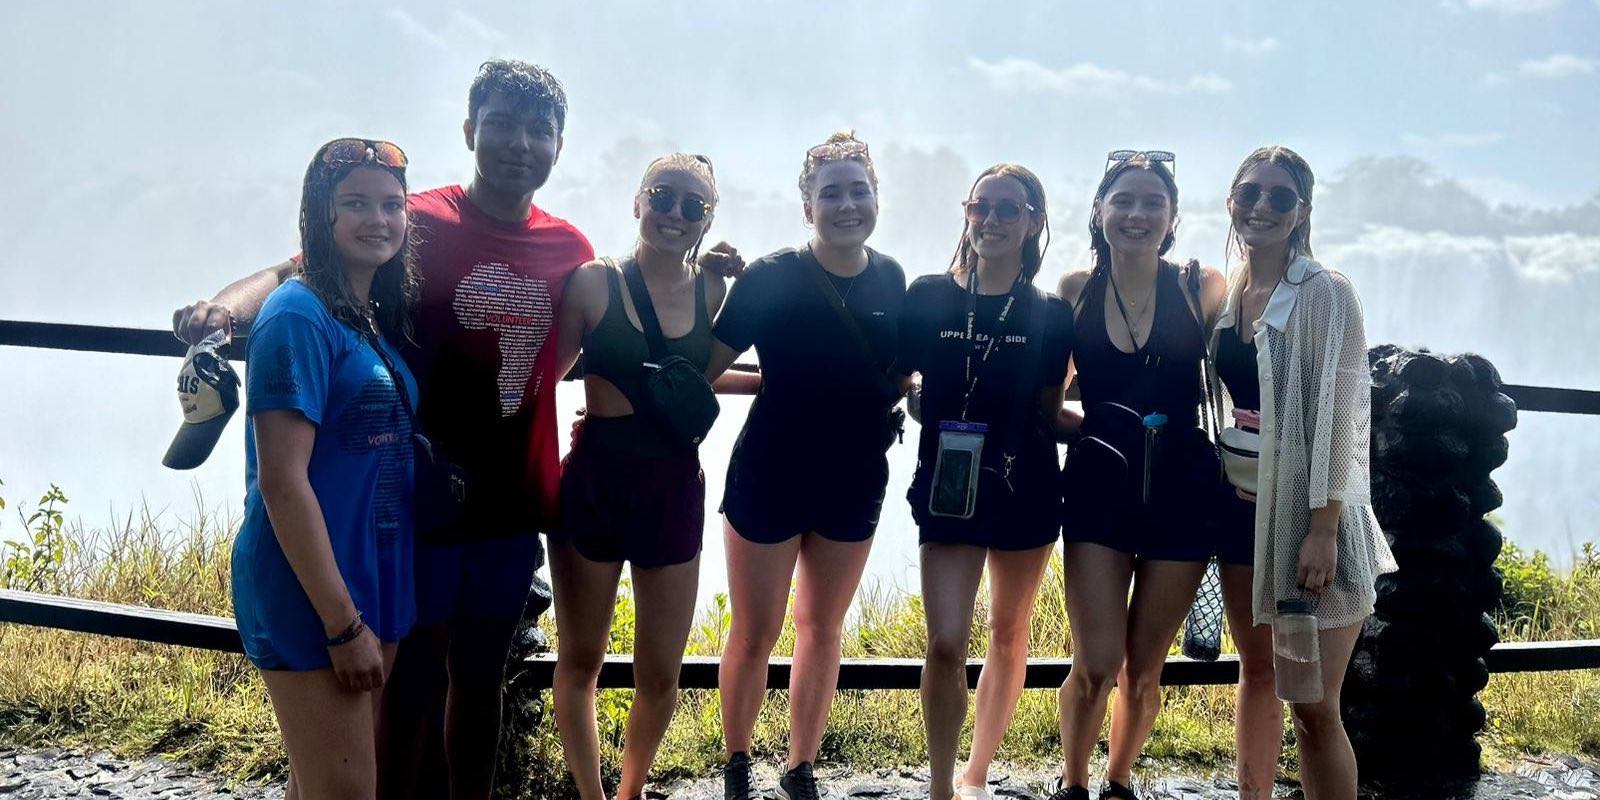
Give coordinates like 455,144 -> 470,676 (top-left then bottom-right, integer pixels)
297,140 -> 420,343
467,59 -> 568,133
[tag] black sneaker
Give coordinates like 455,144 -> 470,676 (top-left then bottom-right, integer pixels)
723,752 -> 760,800
776,761 -> 820,800
1046,778 -> 1091,800
1099,779 -> 1140,800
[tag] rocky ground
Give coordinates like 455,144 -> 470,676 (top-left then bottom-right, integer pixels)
0,746 -> 1595,799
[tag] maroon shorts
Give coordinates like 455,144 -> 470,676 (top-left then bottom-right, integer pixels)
554,416 -> 705,569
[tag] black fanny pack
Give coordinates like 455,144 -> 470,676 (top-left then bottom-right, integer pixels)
619,258 -> 720,451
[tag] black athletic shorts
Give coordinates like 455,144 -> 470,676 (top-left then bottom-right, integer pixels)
554,416 -> 704,569
910,460 -> 1060,551
721,434 -> 889,545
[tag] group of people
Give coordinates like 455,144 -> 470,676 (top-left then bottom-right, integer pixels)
170,58 -> 1396,800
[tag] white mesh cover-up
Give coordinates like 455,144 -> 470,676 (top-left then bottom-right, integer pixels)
1211,256 -> 1397,629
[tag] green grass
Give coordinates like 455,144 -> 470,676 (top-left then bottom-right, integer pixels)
1,484 -> 1597,797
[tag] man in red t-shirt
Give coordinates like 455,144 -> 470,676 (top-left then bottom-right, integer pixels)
172,60 -> 738,799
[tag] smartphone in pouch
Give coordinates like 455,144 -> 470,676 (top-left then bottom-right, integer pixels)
929,420 -> 987,519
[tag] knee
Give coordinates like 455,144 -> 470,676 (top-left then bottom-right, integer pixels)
1290,700 -> 1343,741
727,617 -> 783,656
1066,657 -> 1120,698
791,609 -> 842,648
987,618 -> 1033,656
1118,664 -> 1163,705
1238,650 -> 1276,691
633,668 -> 680,700
925,632 -> 971,670
555,648 -> 606,683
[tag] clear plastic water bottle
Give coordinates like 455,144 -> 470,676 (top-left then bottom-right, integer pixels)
1273,598 -> 1324,704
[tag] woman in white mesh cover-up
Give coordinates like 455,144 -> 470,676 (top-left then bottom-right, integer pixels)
1209,147 -> 1396,800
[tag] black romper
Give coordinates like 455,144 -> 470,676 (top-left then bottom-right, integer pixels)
1213,320 -> 1261,566
1062,261 -> 1218,562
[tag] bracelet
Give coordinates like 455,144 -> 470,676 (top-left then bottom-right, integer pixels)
325,613 -> 366,648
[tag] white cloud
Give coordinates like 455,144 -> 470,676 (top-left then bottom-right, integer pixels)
967,57 -> 1232,96
1505,233 -> 1600,282
1443,0 -> 1563,11
1222,36 -> 1279,57
384,8 -> 449,52
1401,132 -> 1506,147
1518,53 -> 1600,78
383,8 -> 503,54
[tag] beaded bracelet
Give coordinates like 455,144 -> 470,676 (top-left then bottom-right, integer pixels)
325,613 -> 366,648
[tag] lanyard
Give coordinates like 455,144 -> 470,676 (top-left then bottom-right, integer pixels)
959,270 -> 1023,421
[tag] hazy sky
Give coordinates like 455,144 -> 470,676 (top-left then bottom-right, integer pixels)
3,1 -> 1598,593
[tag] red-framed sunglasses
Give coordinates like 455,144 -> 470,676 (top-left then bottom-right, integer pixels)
320,138 -> 408,170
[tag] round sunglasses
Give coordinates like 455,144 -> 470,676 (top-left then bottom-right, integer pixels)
963,198 -> 1037,224
1231,182 -> 1303,215
642,186 -> 713,223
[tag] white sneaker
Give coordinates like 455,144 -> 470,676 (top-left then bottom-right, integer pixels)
954,783 -> 993,800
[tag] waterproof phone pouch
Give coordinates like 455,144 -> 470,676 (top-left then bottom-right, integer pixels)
929,420 -> 987,519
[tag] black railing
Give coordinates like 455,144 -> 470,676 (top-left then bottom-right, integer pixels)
3,319 -> 1599,688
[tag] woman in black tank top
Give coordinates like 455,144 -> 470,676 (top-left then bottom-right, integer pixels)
548,153 -> 730,800
1049,153 -> 1228,800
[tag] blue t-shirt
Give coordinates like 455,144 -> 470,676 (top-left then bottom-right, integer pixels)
232,280 -> 417,669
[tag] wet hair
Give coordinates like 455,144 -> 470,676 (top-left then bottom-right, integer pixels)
797,130 -> 878,203
297,140 -> 420,342
948,163 -> 1051,284
639,152 -> 719,264
1227,145 -> 1315,262
1088,152 -> 1180,278
467,59 -> 568,133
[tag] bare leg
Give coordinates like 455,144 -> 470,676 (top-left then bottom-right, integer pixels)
616,555 -> 700,799
962,543 -> 1055,789
1057,543 -> 1135,788
1291,623 -> 1363,800
263,652 -> 394,800
718,518 -> 801,756
549,540 -> 626,800
1105,559 -> 1207,784
1221,564 -> 1282,800
919,543 -> 988,800
787,532 -> 874,767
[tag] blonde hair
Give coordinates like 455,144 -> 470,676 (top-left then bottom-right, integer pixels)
641,152 -> 718,202
797,130 -> 878,202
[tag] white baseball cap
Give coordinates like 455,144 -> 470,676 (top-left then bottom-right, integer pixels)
163,330 -> 240,470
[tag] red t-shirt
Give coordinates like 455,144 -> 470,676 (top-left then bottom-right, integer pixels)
403,185 -> 594,537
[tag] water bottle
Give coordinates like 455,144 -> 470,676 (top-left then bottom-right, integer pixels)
1272,599 -> 1324,703
1141,413 -> 1167,504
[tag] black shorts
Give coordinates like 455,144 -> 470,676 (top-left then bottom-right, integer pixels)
721,435 -> 889,545
553,416 -> 704,569
1060,430 -> 1221,563
911,462 -> 1060,551
1215,490 -> 1256,567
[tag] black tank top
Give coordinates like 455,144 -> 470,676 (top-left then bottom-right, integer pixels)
582,262 -> 712,414
1073,260 -> 1205,428
1216,322 -> 1261,412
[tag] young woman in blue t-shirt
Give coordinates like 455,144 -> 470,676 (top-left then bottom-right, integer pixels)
232,138 -> 420,799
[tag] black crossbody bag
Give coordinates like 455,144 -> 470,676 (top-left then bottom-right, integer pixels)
800,248 -> 905,451
616,257 -> 720,451
362,329 -> 467,544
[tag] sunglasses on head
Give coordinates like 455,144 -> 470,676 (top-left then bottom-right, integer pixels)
807,140 -> 869,160
1105,149 -> 1175,175
321,138 -> 408,170
963,198 -> 1037,224
642,186 -> 713,223
1231,182 -> 1303,214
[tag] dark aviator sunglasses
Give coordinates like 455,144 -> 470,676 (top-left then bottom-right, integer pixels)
320,138 -> 408,170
